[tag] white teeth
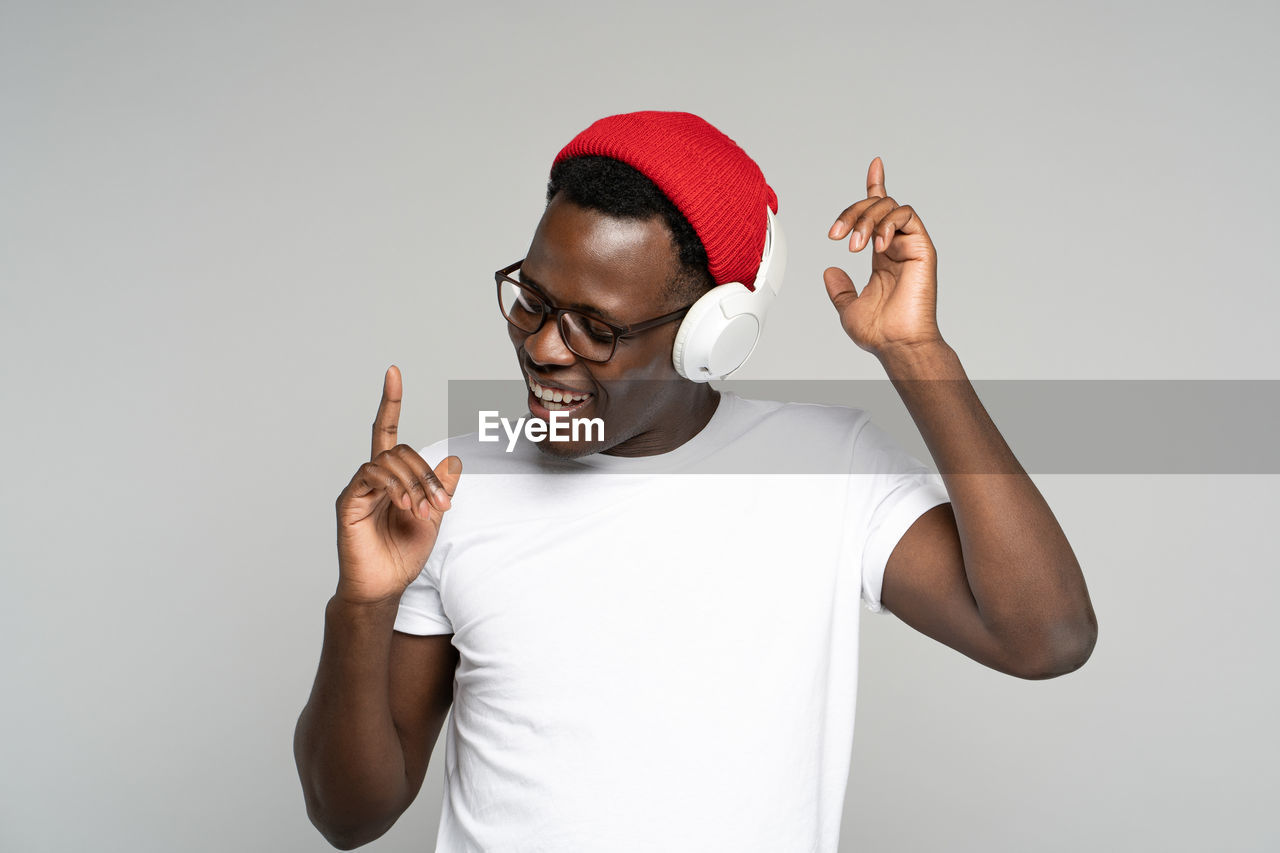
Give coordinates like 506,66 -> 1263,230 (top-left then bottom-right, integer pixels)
528,376 -> 589,406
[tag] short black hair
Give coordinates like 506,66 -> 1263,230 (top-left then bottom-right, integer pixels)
546,155 -> 714,306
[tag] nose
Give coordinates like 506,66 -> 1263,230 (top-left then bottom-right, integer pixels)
522,315 -> 578,368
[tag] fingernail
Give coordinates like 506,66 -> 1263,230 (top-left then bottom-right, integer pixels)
418,499 -> 431,516
851,231 -> 862,249
447,456 -> 462,475
875,235 -> 884,251
829,222 -> 842,239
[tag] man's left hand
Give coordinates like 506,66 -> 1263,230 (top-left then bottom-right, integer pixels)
824,157 -> 943,360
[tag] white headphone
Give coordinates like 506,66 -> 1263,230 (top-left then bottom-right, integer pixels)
671,208 -> 786,382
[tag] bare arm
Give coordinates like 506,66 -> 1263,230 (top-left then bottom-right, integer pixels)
294,600 -> 457,848
879,345 -> 1096,678
293,366 -> 462,848
826,159 -> 1096,679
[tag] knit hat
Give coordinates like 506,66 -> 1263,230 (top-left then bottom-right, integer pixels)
553,111 -> 778,291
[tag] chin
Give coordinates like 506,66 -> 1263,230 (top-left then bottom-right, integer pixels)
531,439 -> 603,460
523,387 -> 618,459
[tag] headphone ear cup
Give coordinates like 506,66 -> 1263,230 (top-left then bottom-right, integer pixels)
672,283 -> 760,382
671,288 -> 722,381
672,207 -> 785,382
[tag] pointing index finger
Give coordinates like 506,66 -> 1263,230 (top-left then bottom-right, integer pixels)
867,156 -> 887,200
371,365 -> 402,461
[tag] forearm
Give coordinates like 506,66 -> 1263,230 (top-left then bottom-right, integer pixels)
294,594 -> 410,848
880,341 -> 1097,671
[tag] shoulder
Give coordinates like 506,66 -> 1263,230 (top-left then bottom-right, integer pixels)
416,428 -> 595,516
417,430 -> 564,473
721,392 -> 873,441
703,393 -> 876,474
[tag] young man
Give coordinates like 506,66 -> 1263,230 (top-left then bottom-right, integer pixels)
294,111 -> 1097,851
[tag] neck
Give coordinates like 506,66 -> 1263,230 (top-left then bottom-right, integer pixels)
602,384 -> 721,457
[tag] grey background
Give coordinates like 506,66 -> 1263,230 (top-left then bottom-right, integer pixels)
2,1 -> 1276,851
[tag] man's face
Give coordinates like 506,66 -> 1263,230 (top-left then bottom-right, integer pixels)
509,193 -> 707,458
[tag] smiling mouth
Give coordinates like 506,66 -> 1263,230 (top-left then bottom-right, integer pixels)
527,375 -> 594,412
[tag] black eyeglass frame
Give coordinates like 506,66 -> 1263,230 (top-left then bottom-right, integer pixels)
494,259 -> 695,364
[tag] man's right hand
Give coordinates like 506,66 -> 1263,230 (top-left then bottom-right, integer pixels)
334,365 -> 462,607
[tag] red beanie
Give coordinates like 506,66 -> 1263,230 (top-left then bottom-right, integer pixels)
553,111 -> 778,291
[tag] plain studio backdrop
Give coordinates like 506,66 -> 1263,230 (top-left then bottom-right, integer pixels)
2,1 -> 1277,851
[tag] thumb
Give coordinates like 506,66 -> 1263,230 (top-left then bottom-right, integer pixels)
434,455 -> 463,500
823,266 -> 860,313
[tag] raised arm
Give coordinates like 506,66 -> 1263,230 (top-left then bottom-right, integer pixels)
825,159 -> 1096,679
294,366 -> 463,848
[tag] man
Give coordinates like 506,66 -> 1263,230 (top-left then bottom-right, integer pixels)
294,111 -> 1097,851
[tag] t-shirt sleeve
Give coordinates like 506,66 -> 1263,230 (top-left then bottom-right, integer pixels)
847,416 -> 951,616
394,560 -> 454,635
393,441 -> 455,636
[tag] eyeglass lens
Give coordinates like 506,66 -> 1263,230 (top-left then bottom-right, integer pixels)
498,279 -> 616,362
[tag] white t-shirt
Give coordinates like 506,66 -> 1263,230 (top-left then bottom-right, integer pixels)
395,391 -> 949,852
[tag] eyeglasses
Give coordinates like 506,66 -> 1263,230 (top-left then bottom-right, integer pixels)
494,259 -> 695,364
